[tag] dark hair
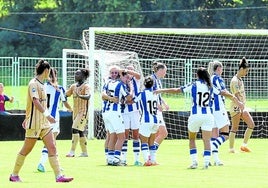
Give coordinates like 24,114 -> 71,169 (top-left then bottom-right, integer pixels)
36,59 -> 50,75
197,67 -> 212,88
121,71 -> 127,76
152,61 -> 166,73
239,57 -> 249,70
144,75 -> 154,88
81,68 -> 90,79
49,68 -> 58,84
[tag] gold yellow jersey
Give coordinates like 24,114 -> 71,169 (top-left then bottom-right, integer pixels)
66,82 -> 90,120
230,75 -> 246,114
25,78 -> 50,130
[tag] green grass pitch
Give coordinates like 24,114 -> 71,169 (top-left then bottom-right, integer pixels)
1,139 -> 267,188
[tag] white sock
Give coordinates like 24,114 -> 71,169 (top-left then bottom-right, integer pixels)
39,147 -> 48,165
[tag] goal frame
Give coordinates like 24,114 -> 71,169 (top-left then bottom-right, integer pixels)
67,27 -> 268,140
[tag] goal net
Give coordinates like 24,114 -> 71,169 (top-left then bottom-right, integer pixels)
64,27 -> 268,139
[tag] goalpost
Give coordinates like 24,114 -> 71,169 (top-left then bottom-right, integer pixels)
63,27 -> 268,139
62,48 -> 143,139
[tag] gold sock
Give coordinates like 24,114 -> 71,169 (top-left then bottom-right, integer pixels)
48,156 -> 61,177
243,128 -> 253,145
80,137 -> 88,154
12,153 -> 26,175
229,132 -> 236,149
71,133 -> 79,152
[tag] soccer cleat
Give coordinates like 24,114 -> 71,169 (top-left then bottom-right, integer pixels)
202,165 -> 209,170
37,163 -> 45,172
188,162 -> 198,169
240,146 -> 251,152
214,161 -> 224,166
66,153 -> 75,157
56,175 -> 74,183
134,161 -> 143,166
112,160 -> 124,166
120,160 -> 127,166
229,148 -> 236,153
143,161 -> 152,166
9,175 -> 22,182
79,153 -> 88,157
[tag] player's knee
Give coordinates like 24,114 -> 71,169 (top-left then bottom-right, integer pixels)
132,130 -> 139,139
247,124 -> 255,129
159,127 -> 168,137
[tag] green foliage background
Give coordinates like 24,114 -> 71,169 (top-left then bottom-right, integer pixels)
0,0 -> 267,57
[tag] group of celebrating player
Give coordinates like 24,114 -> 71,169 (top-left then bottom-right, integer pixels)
101,57 -> 254,169
8,57 -> 254,183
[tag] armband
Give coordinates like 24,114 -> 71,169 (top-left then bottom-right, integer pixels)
43,109 -> 50,117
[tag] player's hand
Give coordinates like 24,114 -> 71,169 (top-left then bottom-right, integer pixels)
46,115 -> 56,124
158,105 -> 163,112
110,96 -> 119,103
163,103 -> 170,111
10,96 -> 14,103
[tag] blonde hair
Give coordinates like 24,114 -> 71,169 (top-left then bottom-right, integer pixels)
208,61 -> 223,75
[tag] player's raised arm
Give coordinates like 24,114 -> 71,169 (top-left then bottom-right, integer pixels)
154,87 -> 182,95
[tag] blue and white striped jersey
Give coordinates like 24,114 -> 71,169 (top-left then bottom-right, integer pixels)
181,79 -> 220,115
102,79 -> 130,113
152,73 -> 163,105
123,77 -> 140,113
211,74 -> 226,111
101,79 -> 111,114
45,82 -> 67,120
134,88 -> 157,124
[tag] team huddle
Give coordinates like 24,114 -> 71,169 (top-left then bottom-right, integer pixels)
101,57 -> 254,169
8,57 -> 254,183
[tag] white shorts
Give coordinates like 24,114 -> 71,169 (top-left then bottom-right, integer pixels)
122,111 -> 140,130
105,111 -> 125,134
156,111 -> 166,127
213,109 -> 230,129
139,123 -> 159,137
51,120 -> 60,134
188,114 -> 214,132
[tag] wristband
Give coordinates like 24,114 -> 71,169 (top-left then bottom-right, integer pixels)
43,109 -> 50,117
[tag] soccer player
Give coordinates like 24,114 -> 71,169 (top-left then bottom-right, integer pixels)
151,61 -> 169,165
66,68 -> 91,157
133,75 -> 158,166
120,65 -> 142,166
208,61 -> 244,165
0,82 -> 14,114
155,67 -> 221,169
9,59 -> 73,183
102,70 -> 133,166
102,65 -> 120,164
229,57 -> 255,153
37,68 -> 72,172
